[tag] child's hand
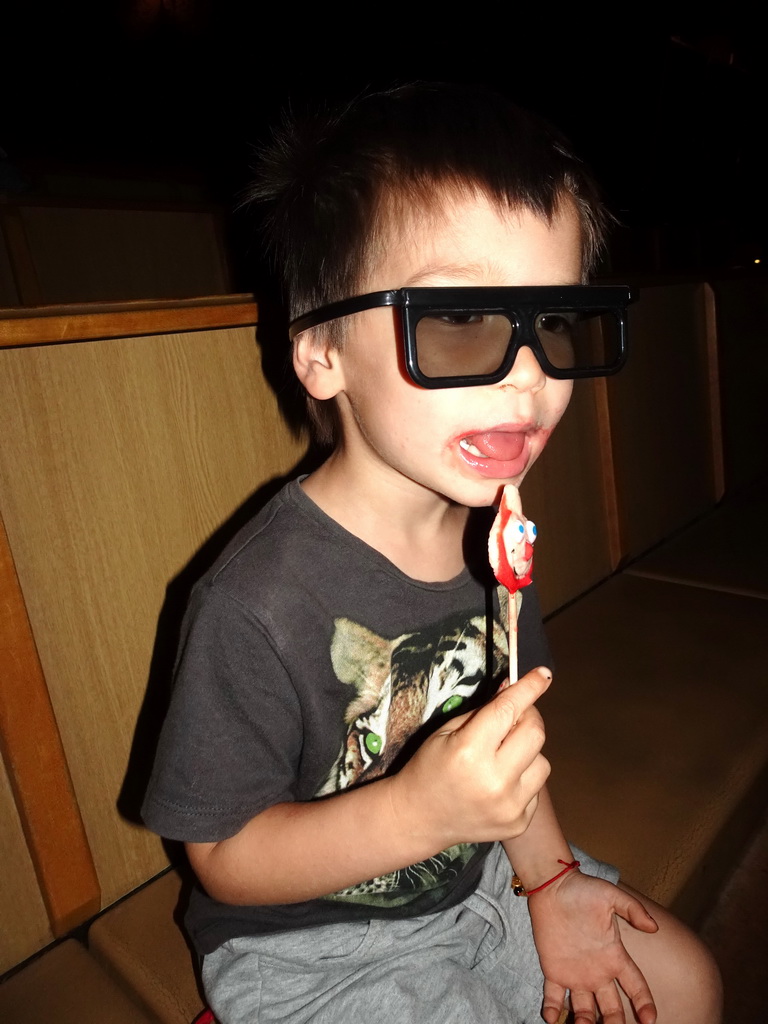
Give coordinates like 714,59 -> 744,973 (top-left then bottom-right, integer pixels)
387,666 -> 552,848
528,870 -> 659,1024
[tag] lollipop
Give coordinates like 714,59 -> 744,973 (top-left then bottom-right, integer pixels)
488,484 -> 537,682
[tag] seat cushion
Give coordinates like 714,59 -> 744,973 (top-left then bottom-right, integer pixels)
541,572 -> 768,925
0,939 -> 160,1023
88,870 -> 205,1024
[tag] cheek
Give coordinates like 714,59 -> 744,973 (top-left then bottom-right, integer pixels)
519,380 -> 574,481
543,379 -> 573,429
344,378 -> 421,454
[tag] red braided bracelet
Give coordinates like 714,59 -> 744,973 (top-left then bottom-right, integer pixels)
513,858 -> 580,897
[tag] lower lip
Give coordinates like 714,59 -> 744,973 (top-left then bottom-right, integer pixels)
456,434 -> 533,479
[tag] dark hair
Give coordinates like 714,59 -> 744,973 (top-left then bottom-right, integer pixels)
247,81 -> 610,443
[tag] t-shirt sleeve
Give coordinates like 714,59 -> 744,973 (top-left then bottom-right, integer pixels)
142,582 -> 303,843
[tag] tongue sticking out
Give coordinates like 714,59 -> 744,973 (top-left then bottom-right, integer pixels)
462,431 -> 526,461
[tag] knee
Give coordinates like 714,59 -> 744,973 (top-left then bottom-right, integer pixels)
677,931 -> 722,1023
634,924 -> 722,1023
618,889 -> 723,1024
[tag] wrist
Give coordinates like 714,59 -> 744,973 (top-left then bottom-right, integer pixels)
382,775 -> 451,857
502,831 -> 575,893
512,858 -> 580,897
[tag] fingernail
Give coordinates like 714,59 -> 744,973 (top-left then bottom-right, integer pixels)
539,667 -> 552,682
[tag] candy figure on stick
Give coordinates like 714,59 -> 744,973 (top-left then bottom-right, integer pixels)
488,484 -> 537,683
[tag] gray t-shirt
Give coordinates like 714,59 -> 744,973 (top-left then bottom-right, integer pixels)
142,479 -> 551,954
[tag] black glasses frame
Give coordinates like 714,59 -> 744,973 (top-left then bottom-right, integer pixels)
289,285 -> 634,388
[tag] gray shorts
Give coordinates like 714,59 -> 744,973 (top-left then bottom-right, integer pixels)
202,843 -> 618,1024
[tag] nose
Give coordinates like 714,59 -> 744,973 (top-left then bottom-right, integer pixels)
498,344 -> 546,393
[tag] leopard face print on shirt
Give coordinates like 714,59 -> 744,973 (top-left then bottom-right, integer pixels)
317,610 -> 508,794
314,606 -> 509,907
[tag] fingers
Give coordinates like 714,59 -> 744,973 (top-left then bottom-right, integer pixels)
568,980 -> 657,1024
568,988 -> 599,1024
592,956 -> 656,1024
396,664 -> 551,846
541,979 -> 566,1024
479,667 -> 551,794
615,960 -> 657,1024
572,983 -> 626,1024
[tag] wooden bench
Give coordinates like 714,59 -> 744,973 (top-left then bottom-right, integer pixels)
2,278 -> 766,1020
0,939 -> 162,1023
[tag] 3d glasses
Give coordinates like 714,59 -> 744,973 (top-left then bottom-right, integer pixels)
289,285 -> 634,388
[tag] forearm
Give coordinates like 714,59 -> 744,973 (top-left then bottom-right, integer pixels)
187,669 -> 551,906
501,784 -> 573,890
186,776 -> 442,906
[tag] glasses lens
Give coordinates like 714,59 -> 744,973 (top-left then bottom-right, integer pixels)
413,306 -> 624,381
535,310 -> 622,372
414,313 -> 514,379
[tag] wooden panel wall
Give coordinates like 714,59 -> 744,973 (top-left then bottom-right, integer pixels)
0,758 -> 53,974
0,316 -> 307,923
5,203 -> 231,306
0,512 -> 99,952
522,377 -> 618,618
711,276 -> 768,492
606,283 -> 721,561
0,220 -> 21,306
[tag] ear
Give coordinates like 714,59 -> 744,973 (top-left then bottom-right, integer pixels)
293,330 -> 346,400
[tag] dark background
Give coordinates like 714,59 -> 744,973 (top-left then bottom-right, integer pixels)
3,6 -> 766,286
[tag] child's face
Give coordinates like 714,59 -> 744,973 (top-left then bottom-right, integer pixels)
327,189 -> 581,508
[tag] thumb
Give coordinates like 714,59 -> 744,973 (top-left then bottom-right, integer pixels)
437,666 -> 551,739
615,889 -> 659,934
455,666 -> 551,741
493,665 -> 552,721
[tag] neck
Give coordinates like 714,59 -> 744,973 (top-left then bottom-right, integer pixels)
301,450 -> 471,582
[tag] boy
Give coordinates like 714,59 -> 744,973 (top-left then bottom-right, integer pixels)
143,83 -> 721,1023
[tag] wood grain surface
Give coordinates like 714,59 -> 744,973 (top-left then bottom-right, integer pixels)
0,323 -> 307,909
0,513 -> 100,951
607,282 -> 720,561
522,377 -> 617,618
0,294 -> 257,348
